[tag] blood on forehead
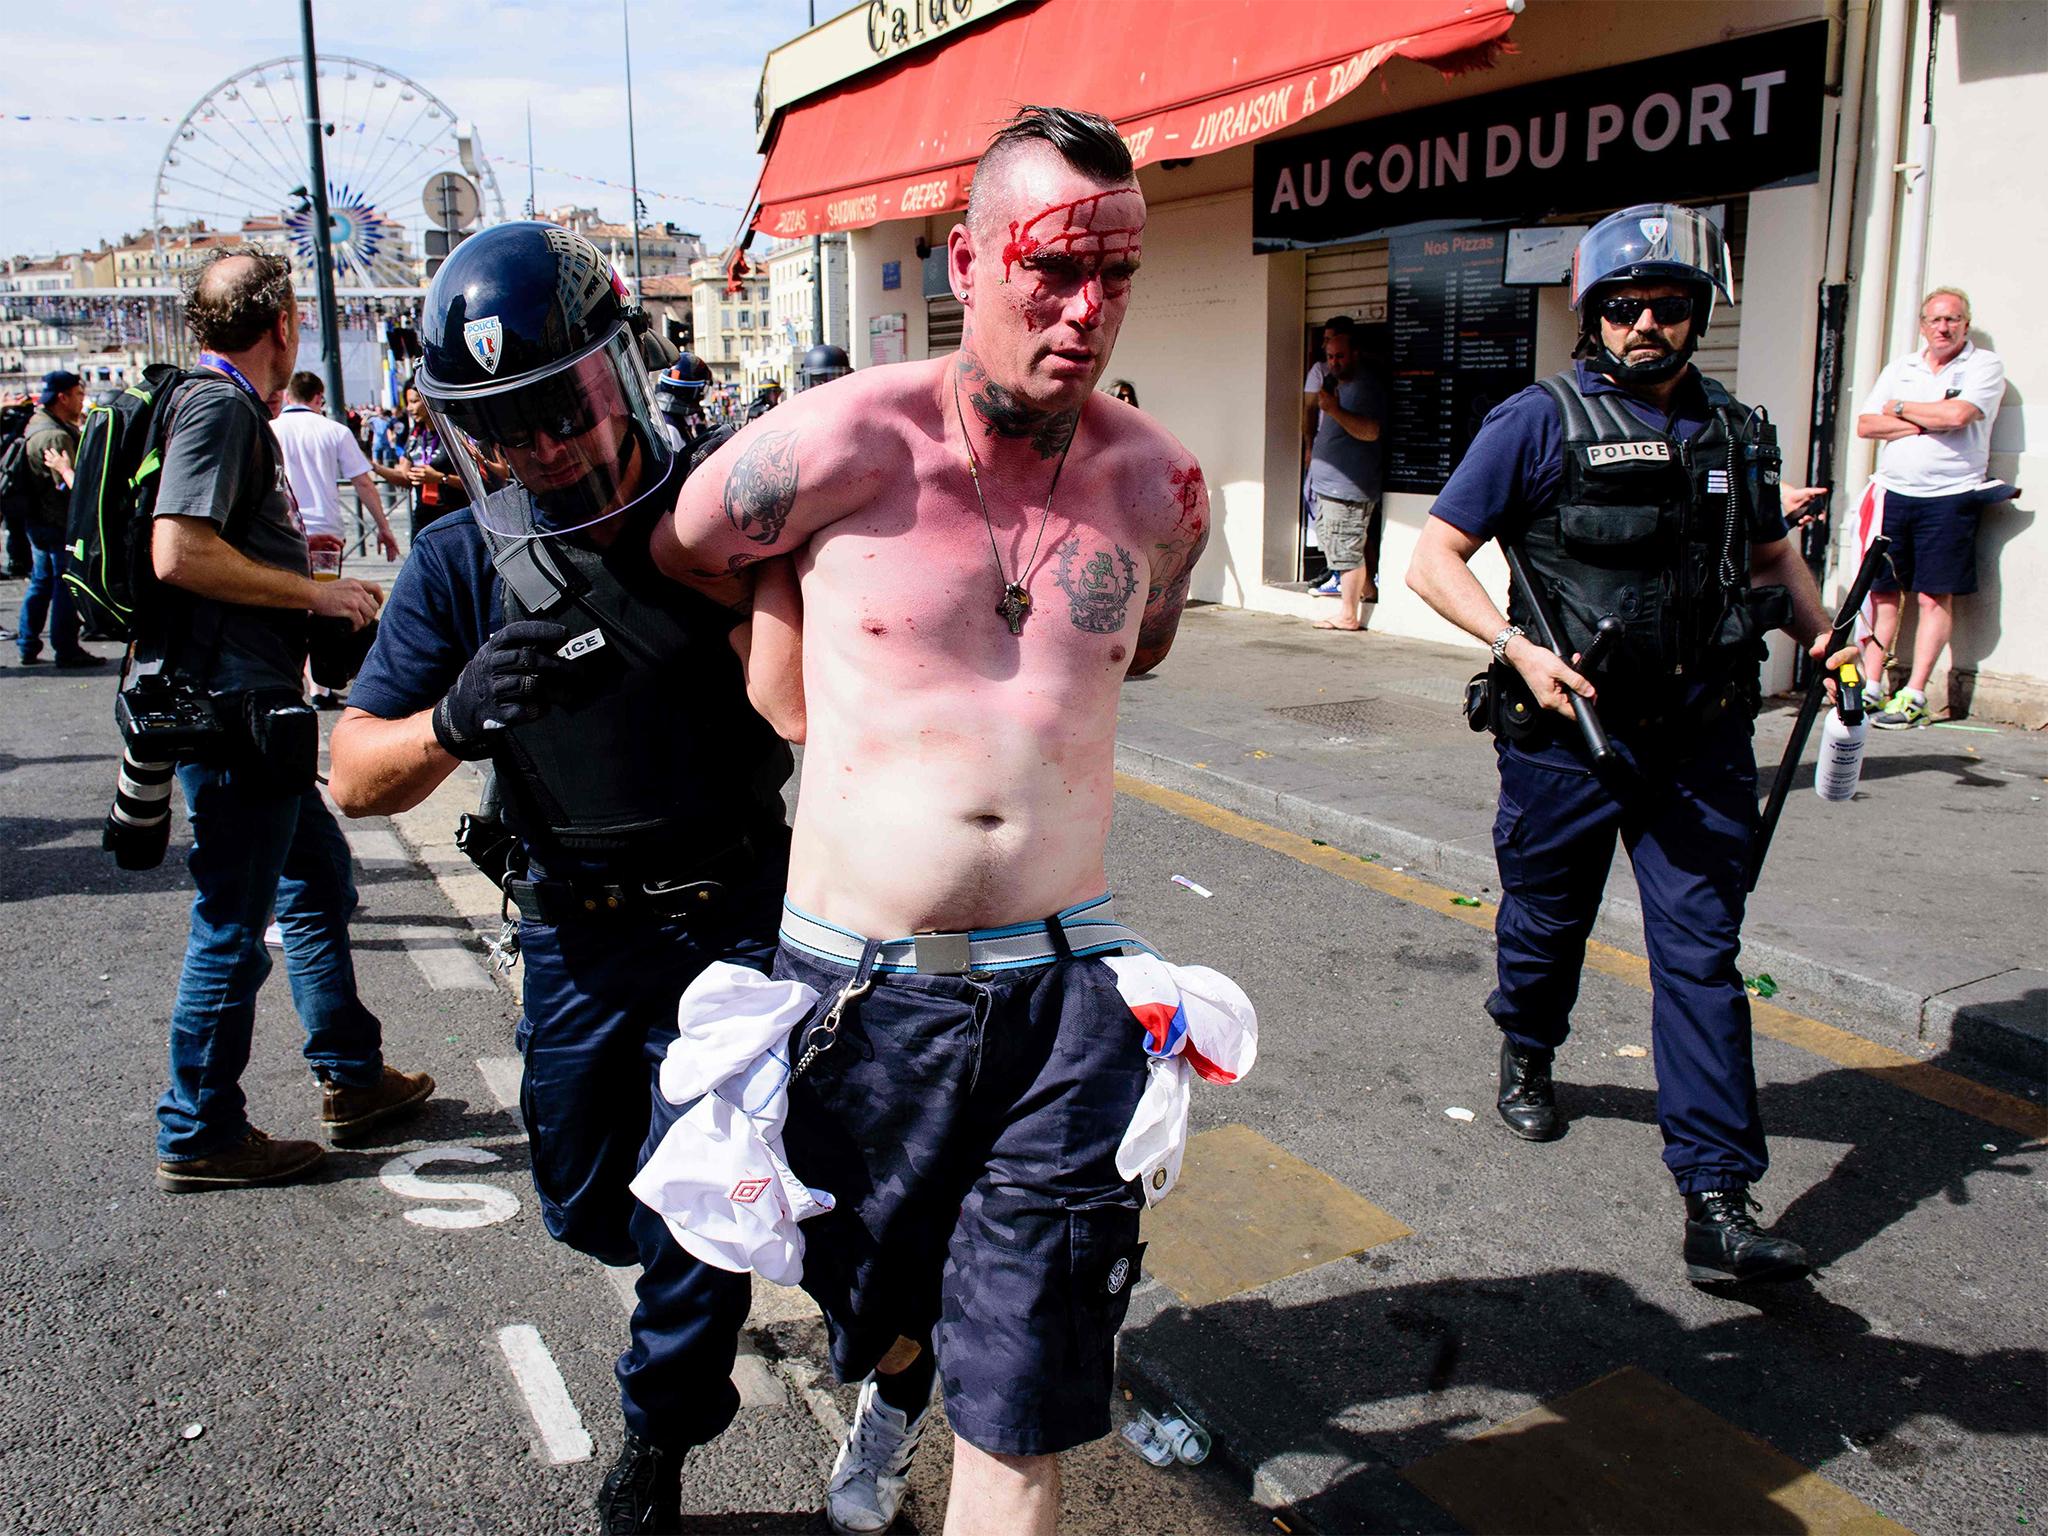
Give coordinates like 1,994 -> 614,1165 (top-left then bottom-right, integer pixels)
999,189 -> 1144,286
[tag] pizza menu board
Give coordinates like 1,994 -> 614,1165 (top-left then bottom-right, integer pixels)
1386,229 -> 1537,495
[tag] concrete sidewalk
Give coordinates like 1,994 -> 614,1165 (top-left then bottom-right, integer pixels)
1121,603 -> 2048,1076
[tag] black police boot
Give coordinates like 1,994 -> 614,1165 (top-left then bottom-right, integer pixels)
1683,1188 -> 1811,1287
598,1431 -> 682,1535
1496,1037 -> 1561,1142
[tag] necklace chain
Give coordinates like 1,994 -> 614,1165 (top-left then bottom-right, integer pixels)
952,375 -> 1075,635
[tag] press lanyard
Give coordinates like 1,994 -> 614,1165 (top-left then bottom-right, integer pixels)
197,353 -> 266,409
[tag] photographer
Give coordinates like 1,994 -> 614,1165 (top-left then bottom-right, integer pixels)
146,247 -> 433,1193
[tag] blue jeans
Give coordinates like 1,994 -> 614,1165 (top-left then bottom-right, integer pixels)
516,861 -> 782,1450
1488,712 -> 1767,1194
17,534 -> 80,659
157,761 -> 384,1161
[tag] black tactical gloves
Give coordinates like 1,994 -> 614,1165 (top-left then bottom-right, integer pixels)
431,621 -> 571,760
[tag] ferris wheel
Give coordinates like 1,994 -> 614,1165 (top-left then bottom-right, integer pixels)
152,55 -> 507,291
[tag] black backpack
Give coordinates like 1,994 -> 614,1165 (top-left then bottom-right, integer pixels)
61,363 -> 215,642
0,406 -> 35,525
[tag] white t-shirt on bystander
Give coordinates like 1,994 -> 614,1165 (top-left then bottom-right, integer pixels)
270,404 -> 372,540
1861,341 -> 2006,497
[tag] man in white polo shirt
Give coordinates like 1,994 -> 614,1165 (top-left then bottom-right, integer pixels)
271,370 -> 401,565
1853,287 -> 2008,727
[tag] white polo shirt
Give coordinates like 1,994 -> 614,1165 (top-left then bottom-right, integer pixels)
270,404 -> 372,539
1861,341 -> 2005,497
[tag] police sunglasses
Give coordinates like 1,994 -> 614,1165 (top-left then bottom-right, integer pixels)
1599,294 -> 1694,327
448,379 -> 606,451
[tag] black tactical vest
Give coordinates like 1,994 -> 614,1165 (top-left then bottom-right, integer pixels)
1510,370 -> 1773,698
479,490 -> 791,869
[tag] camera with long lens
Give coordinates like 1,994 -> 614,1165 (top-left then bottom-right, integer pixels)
105,675 -> 228,870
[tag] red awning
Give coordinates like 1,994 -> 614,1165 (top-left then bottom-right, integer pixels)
754,0 -> 1520,238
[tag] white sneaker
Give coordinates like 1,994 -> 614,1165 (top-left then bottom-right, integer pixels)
263,921 -> 285,949
824,1377 -> 930,1534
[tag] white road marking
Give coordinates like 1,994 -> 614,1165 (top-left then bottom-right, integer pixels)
379,1146 -> 520,1228
781,1358 -> 849,1445
476,1056 -> 524,1112
342,827 -> 410,868
604,1263 -> 642,1312
398,926 -> 494,991
497,1324 -> 594,1464
733,1334 -> 786,1409
602,1263 -> 784,1408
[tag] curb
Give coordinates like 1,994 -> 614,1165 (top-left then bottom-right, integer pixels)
1113,740 -> 2044,1080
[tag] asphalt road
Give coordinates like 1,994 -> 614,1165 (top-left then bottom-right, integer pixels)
1,623 -> 2040,1535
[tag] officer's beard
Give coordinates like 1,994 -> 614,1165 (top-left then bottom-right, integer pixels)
1583,328 -> 1697,386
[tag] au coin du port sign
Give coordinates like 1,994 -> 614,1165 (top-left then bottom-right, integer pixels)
1253,22 -> 1827,251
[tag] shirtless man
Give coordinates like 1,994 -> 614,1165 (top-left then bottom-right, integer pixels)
649,106 -> 1208,1536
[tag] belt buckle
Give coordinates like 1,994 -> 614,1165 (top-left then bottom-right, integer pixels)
912,931 -> 972,975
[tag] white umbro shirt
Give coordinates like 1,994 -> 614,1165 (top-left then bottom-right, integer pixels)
1861,341 -> 2006,497
270,404 -> 372,540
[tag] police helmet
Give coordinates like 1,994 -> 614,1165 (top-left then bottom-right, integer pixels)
1570,204 -> 1734,384
415,221 -> 672,530
797,343 -> 852,391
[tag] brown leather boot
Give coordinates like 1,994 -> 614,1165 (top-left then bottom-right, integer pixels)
157,1127 -> 326,1193
320,1065 -> 435,1144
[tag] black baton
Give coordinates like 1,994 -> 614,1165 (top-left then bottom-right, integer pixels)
1746,534 -> 1892,892
1501,541 -> 1619,781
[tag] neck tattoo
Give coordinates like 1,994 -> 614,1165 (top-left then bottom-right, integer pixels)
952,375 -> 1076,636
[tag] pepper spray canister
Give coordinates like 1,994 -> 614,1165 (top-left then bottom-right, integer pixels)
1814,661 -> 1868,803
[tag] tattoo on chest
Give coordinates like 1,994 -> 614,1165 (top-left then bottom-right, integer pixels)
721,430 -> 798,546
957,353 -> 1078,460
1054,538 -> 1139,634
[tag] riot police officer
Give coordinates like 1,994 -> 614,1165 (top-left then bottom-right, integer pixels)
652,350 -> 714,445
1407,204 -> 1855,1288
796,342 -> 852,391
327,223 -> 793,1530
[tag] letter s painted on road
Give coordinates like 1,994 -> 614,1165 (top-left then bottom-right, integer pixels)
380,1145 -> 521,1229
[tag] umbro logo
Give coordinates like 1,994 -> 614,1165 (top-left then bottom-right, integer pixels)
729,1177 -> 771,1204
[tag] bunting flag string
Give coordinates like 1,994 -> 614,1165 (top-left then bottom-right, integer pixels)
4,112 -> 745,212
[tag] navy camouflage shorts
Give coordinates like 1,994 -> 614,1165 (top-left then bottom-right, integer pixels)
774,942 -> 1150,1457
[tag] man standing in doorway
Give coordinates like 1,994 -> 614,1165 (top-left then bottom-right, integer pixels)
1307,316 -> 1386,631
1853,287 -> 2008,727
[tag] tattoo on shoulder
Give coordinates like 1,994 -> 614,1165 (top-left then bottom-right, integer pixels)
721,430 -> 798,546
1054,538 -> 1139,634
957,353 -> 1078,459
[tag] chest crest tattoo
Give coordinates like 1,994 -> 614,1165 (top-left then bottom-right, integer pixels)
1054,538 -> 1139,634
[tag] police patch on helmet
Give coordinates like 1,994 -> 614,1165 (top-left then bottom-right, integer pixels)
1638,217 -> 1670,249
463,317 -> 504,375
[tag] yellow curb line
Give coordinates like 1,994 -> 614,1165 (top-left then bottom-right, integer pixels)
1115,772 -> 2048,1142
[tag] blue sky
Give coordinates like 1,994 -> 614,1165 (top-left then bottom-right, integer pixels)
1,0 -> 822,259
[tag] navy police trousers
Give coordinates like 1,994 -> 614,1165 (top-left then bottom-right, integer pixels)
1487,712 -> 1768,1194
516,871 -> 781,1452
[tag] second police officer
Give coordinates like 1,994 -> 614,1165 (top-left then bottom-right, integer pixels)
1407,205 -> 1855,1288
328,223 -> 793,1532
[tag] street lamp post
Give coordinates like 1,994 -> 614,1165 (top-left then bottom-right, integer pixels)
298,0 -> 347,420
621,0 -> 645,298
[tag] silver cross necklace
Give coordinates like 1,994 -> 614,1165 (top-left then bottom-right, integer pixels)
952,377 -> 1075,636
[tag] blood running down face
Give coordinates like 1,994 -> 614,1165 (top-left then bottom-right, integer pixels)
951,142 -> 1145,422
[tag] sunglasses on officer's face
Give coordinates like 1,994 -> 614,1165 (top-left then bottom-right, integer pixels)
1599,294 -> 1694,327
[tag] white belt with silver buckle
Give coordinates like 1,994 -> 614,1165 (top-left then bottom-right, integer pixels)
778,896 -> 1151,974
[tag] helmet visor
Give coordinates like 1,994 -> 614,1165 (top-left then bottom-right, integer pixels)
1570,206 -> 1734,311
426,329 -> 673,526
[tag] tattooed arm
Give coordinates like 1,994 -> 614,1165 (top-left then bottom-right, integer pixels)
650,388 -> 880,606
1129,458 -> 1211,676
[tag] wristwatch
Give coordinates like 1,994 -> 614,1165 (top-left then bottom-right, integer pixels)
1490,625 -> 1525,665
1891,399 -> 1909,418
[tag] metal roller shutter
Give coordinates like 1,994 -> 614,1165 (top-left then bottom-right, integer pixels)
1306,242 -> 1389,327
926,296 -> 963,356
